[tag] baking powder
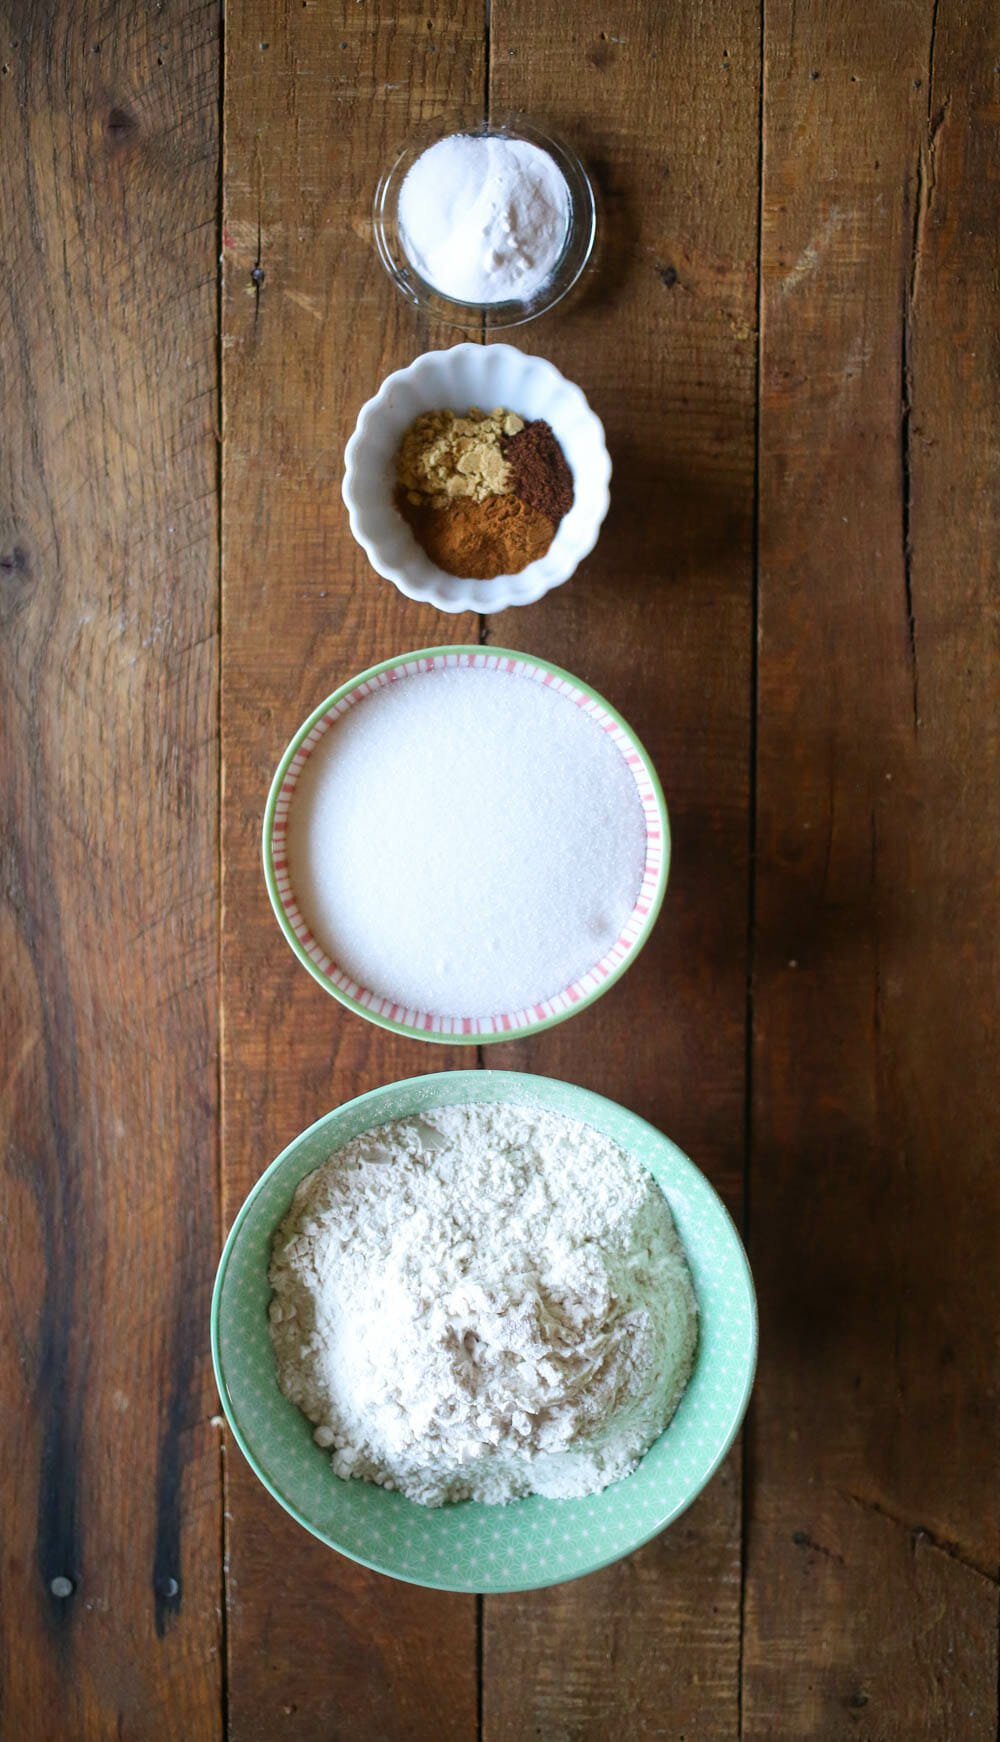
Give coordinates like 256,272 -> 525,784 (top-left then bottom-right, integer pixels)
397,134 -> 571,305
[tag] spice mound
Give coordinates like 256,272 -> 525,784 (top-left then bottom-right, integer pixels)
395,406 -> 574,579
269,1101 -> 699,1507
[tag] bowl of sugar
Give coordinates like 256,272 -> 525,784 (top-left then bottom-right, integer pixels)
342,342 -> 611,614
263,647 -> 668,1042
211,1069 -> 758,1593
373,113 -> 596,330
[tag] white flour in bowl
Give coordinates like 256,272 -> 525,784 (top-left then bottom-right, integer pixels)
268,1101 -> 698,1506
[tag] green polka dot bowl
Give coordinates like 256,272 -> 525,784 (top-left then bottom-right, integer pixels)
211,1070 -> 756,1593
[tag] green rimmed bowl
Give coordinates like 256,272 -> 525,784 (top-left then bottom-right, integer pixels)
211,1070 -> 757,1594
263,646 -> 670,1045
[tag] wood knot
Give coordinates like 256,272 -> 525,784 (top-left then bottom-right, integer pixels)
106,106 -> 138,144
0,544 -> 30,575
0,544 -> 33,619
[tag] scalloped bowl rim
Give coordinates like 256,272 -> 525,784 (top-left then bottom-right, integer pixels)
341,343 -> 611,614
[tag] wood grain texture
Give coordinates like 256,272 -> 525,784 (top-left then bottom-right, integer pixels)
742,2 -> 1000,1735
0,0 -> 222,1737
6,0 -> 997,1733
220,3 -> 484,1737
481,2 -> 759,1736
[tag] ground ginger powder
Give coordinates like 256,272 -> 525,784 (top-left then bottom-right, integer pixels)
397,407 -> 524,507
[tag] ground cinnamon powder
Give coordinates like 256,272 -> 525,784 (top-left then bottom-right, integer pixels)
397,489 -> 555,579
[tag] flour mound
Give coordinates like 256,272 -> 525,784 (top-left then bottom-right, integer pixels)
268,1102 -> 698,1507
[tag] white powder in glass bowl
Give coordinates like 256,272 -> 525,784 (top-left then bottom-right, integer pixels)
397,134 -> 571,305
268,1102 -> 699,1507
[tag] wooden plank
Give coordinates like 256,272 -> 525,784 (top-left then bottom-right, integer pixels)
0,1 -> 222,1737
220,4 -> 485,1738
482,1 -> 759,1734
742,2 -> 1000,1734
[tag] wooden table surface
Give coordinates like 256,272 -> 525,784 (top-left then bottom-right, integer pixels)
2,0 -> 998,1735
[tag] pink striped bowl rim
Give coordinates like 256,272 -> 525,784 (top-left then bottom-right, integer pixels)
263,647 -> 670,1044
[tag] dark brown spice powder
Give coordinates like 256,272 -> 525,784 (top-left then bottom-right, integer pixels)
501,419 -> 575,523
396,488 -> 555,579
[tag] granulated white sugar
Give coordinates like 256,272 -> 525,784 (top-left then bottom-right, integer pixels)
285,666 -> 648,1018
268,1101 -> 699,1506
397,134 -> 571,305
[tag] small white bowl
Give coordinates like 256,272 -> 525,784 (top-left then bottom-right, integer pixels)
341,343 -> 611,615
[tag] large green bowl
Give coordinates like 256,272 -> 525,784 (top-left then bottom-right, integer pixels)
211,1071 -> 756,1594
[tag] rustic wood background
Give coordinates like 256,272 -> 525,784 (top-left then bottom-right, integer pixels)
2,0 -> 997,1735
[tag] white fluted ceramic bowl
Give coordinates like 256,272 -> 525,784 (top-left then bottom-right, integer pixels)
342,343 -> 611,614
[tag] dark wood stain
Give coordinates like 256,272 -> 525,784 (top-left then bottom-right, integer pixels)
32,973 -> 85,1633
151,1318 -> 191,1637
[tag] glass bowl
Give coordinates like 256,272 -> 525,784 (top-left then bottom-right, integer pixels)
373,112 -> 596,331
